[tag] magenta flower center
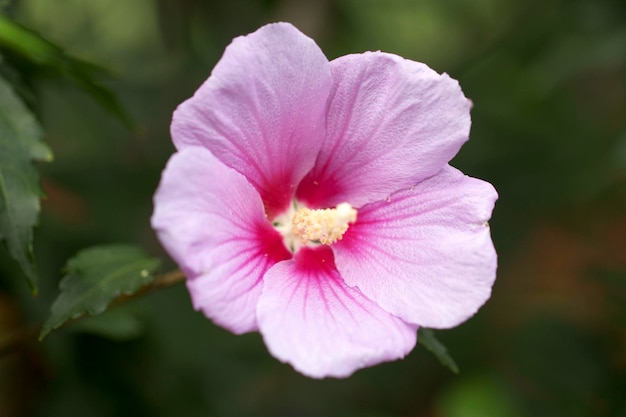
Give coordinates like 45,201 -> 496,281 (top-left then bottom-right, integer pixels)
273,201 -> 358,253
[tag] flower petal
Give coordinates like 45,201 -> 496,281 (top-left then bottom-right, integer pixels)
171,22 -> 332,218
297,52 -> 471,208
333,166 -> 497,329
257,246 -> 417,378
152,147 -> 291,334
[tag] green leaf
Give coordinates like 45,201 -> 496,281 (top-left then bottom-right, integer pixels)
0,15 -> 134,129
39,244 -> 161,340
418,328 -> 460,374
0,74 -> 51,293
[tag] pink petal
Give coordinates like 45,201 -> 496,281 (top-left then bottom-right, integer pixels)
333,166 -> 498,329
297,52 -> 472,209
152,147 -> 291,334
257,246 -> 417,378
171,22 -> 332,218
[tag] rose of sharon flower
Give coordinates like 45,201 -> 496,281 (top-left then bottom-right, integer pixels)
152,22 -> 497,378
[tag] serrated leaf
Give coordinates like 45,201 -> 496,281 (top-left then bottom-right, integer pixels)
39,244 -> 161,340
418,328 -> 460,374
0,74 -> 51,293
0,15 -> 134,129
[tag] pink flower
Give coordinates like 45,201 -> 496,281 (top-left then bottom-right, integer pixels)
152,22 -> 497,378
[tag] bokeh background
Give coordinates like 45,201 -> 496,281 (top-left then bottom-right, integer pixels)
1,0 -> 625,416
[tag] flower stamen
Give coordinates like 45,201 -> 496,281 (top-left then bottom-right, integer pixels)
292,203 -> 357,245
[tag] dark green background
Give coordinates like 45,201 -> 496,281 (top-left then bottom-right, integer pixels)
1,0 -> 625,416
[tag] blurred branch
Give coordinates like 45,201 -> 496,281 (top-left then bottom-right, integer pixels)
0,323 -> 38,356
148,268 -> 186,288
0,269 -> 185,356
111,268 -> 186,306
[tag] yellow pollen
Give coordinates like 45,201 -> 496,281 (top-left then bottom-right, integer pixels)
292,203 -> 357,245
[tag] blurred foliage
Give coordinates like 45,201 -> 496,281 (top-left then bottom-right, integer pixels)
0,14 -> 132,127
39,244 -> 160,340
417,328 -> 459,374
0,73 -> 50,293
0,0 -> 625,416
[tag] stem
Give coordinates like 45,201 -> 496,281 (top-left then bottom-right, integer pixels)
151,269 -> 186,289
111,269 -> 186,305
